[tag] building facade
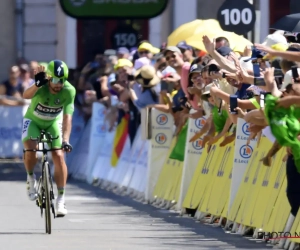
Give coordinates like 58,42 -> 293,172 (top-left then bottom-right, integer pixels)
0,0 -> 293,80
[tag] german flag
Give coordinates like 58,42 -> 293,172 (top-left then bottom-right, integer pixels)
110,112 -> 129,167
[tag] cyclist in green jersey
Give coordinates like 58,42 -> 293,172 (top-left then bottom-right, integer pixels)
22,59 -> 76,217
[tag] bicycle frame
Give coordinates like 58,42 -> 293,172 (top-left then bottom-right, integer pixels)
23,130 -> 62,234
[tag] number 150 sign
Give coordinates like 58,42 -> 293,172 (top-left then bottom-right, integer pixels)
217,0 -> 256,35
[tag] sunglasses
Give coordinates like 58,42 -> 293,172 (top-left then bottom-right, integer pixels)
166,54 -> 176,61
50,77 -> 65,84
139,50 -> 150,55
191,75 -> 201,81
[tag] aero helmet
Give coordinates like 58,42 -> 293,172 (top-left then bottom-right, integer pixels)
47,59 -> 68,83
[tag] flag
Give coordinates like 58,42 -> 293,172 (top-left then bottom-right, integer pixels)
110,112 -> 129,167
169,122 -> 188,162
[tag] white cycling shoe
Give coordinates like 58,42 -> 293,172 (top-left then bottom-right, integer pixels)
56,198 -> 68,217
27,175 -> 38,201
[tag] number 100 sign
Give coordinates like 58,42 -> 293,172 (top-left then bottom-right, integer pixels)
217,0 -> 256,35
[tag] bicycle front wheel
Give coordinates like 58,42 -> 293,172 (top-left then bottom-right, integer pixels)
43,162 -> 51,234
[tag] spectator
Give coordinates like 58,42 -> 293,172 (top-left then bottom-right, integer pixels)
117,47 -> 130,59
128,65 -> 159,110
0,66 -> 22,98
19,64 -> 34,91
176,41 -> 195,63
215,36 -> 230,49
138,42 -> 160,60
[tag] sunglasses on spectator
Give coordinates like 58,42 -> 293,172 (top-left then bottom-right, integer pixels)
191,75 -> 201,81
50,77 -> 65,84
139,50 -> 150,55
166,54 -> 176,61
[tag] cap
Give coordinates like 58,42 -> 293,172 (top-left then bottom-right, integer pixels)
114,59 -> 133,70
281,68 -> 300,91
243,47 -> 267,62
262,33 -> 288,48
202,83 -> 214,95
163,46 -> 182,56
117,47 -> 129,55
284,31 -> 299,38
138,42 -> 160,54
104,49 -> 116,56
134,57 -> 150,70
189,64 -> 203,75
176,41 -> 193,50
216,46 -> 233,57
239,57 -> 253,71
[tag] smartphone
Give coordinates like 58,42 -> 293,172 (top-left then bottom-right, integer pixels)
254,77 -> 266,86
291,66 -> 300,82
229,95 -> 238,114
161,81 -> 174,93
274,68 -> 283,78
253,63 -> 260,77
208,64 -> 220,74
127,74 -> 134,81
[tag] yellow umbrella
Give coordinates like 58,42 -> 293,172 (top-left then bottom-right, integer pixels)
231,35 -> 253,54
185,30 -> 252,53
167,19 -> 223,46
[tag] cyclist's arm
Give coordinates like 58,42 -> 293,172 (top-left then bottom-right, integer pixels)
63,87 -> 76,142
23,82 -> 39,99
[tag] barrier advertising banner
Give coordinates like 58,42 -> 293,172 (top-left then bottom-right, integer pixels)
145,108 -> 174,202
177,111 -> 207,211
0,105 -> 28,158
85,103 -> 107,180
229,118 -> 257,211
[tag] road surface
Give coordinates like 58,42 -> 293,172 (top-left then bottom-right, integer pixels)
0,162 -> 273,250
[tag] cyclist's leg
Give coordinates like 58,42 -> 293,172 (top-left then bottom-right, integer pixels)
22,118 -> 40,201
46,120 -> 68,215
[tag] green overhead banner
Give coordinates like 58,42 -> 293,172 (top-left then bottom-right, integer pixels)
60,0 -> 169,19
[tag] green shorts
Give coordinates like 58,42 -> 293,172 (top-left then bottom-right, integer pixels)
21,118 -> 62,148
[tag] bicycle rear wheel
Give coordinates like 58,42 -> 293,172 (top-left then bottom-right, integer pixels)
43,162 -> 51,234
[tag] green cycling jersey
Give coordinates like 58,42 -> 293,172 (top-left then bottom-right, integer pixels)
24,81 -> 76,126
22,81 -> 76,148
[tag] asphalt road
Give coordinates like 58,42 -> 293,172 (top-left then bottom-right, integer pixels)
0,162 -> 273,250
